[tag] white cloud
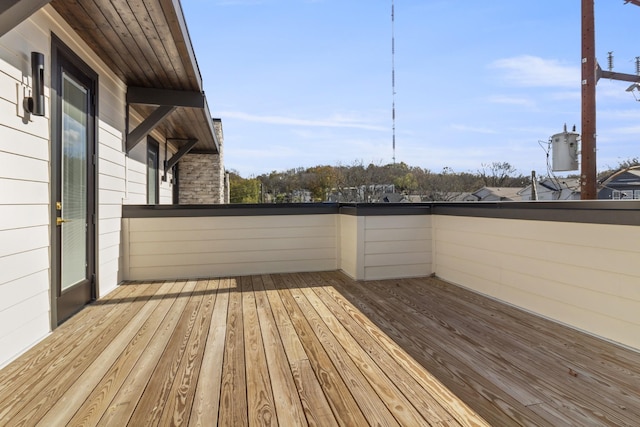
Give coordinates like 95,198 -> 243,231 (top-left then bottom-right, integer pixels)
219,111 -> 387,131
489,55 -> 579,88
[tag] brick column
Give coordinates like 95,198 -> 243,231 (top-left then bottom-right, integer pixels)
178,119 -> 225,204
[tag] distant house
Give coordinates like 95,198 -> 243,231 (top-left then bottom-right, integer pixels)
328,184 -> 396,202
467,187 -> 524,201
378,193 -> 408,203
518,178 -> 580,201
598,166 -> 640,200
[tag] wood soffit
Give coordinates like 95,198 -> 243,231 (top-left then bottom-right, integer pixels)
50,0 -> 218,153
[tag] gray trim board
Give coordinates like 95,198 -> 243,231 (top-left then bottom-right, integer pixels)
123,203 -> 340,218
165,139 -> 197,171
122,201 -> 640,226
432,201 -> 640,226
0,0 -> 51,37
126,105 -> 176,152
339,203 -> 432,216
127,87 -> 205,108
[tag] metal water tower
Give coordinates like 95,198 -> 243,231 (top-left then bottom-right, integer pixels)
551,126 -> 579,171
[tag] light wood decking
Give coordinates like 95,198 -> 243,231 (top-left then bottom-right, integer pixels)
0,272 -> 638,426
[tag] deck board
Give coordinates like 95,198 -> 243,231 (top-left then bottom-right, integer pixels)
1,271 -> 639,426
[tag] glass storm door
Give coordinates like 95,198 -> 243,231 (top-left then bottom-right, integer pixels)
54,40 -> 97,325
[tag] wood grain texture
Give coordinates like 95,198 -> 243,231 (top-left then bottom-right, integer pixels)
189,279 -> 230,426
251,275 -> 306,426
217,277 -> 248,427
66,281 -> 185,427
127,279 -> 204,426
96,279 -> 198,426
0,272 -> 637,426
242,276 -> 278,426
0,283 -> 154,422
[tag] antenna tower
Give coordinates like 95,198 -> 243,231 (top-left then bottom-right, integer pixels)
391,0 -> 396,163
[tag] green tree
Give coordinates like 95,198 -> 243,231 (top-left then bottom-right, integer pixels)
229,173 -> 261,203
305,165 -> 335,201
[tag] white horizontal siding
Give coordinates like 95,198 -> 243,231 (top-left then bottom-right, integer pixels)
124,215 -> 338,280
337,214 -> 361,279
0,12 -> 52,370
0,226 -> 48,258
124,157 -> 147,204
433,215 -> 640,351
98,124 -> 125,292
0,4 -> 131,368
0,178 -> 48,204
0,150 -> 48,182
0,124 -> 48,161
0,312 -> 49,370
0,96 -> 50,139
363,215 -> 432,280
0,247 -> 49,293
0,205 -> 48,230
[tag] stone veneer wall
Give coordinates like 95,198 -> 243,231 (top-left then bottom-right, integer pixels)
178,119 -> 225,204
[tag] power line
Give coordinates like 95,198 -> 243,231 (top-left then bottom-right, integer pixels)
391,0 -> 396,164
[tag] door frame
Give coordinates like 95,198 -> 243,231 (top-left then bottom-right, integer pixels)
49,34 -> 99,328
147,137 -> 160,204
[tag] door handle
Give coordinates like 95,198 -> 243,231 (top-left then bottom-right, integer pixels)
56,217 -> 70,226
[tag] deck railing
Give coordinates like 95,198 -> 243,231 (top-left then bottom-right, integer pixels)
122,201 -> 640,351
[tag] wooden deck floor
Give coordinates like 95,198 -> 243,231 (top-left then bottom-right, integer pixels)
1,272 -> 639,426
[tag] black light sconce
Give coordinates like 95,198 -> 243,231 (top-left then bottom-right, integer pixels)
26,52 -> 45,116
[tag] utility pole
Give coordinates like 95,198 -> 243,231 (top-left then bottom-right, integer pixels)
581,0 -> 640,199
391,0 -> 396,164
581,0 -> 597,199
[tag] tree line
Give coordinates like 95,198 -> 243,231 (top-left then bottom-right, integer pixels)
229,160 -> 531,203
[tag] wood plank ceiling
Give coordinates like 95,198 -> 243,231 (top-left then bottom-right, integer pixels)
50,0 -> 218,153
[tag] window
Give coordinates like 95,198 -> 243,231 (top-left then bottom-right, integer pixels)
612,189 -> 634,200
147,138 -> 159,204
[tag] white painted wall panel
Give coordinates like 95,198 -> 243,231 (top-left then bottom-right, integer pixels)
99,143 -> 126,166
99,203 -> 122,221
129,215 -> 336,232
129,236 -> 336,256
433,215 -> 640,351
0,178 -> 48,204
0,226 -> 48,258
100,174 -> 126,193
0,151 -> 48,182
0,205 -> 48,230
0,124 -> 48,161
129,225 -> 335,243
129,259 -> 338,282
0,248 -> 49,286
0,292 -> 49,340
0,4 -> 130,368
0,312 -> 49,370
0,97 -> 50,139
99,230 -> 121,251
124,215 -> 339,280
338,214 -> 360,279
0,12 -> 52,370
100,189 -> 125,205
363,215 -> 432,281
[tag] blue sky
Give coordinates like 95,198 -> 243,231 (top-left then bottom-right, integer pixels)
182,1 -> 640,178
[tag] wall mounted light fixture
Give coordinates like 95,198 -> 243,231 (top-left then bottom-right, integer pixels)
26,51 -> 45,116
